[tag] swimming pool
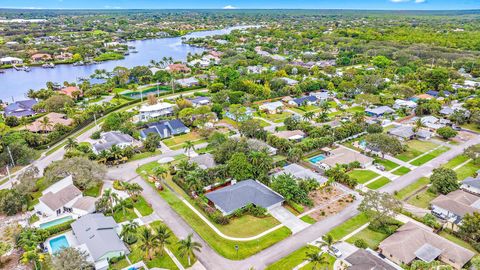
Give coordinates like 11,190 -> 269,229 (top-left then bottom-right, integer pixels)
309,154 -> 326,164
39,216 -> 73,229
359,140 -> 367,148
49,235 -> 70,254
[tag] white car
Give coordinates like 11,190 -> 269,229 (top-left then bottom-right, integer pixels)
329,247 -> 342,258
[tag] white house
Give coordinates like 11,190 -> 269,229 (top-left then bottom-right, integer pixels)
0,56 -> 23,65
92,131 -> 137,154
461,176 -> 480,195
259,101 -> 284,114
280,77 -> 299,86
139,102 -> 175,121
34,175 -> 95,218
393,99 -> 417,110
175,77 -> 199,88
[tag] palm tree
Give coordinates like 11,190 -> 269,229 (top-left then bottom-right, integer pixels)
120,221 -> 139,244
64,138 -> 79,151
138,227 -> 158,260
413,118 -> 424,133
153,166 -> 168,190
19,117 -> 29,130
124,183 -> 143,201
39,116 -> 52,132
102,189 -> 119,214
115,198 -> 131,219
305,249 -> 327,270
321,234 -> 335,251
154,225 -> 171,256
177,233 -> 202,266
183,141 -> 195,157
303,111 -> 315,122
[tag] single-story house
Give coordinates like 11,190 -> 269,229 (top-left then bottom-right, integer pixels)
31,53 -> 52,62
0,56 -> 23,65
280,77 -> 299,86
188,96 -> 211,107
430,189 -> 480,225
273,163 -> 328,185
388,125 -> 415,140
426,90 -> 452,98
421,116 -> 444,130
4,99 -> 38,118
288,96 -> 318,107
205,180 -> 284,216
92,131 -> 137,154
461,176 -> 480,195
60,86 -> 83,98
175,77 -> 199,88
246,65 -> 267,74
166,63 -> 191,73
309,90 -> 331,101
259,101 -> 284,114
393,99 -> 417,110
34,175 -> 95,217
340,248 -> 402,270
379,222 -> 475,269
71,213 -> 129,270
26,112 -> 73,133
245,138 -> 277,155
416,129 -> 433,140
320,147 -> 373,169
189,153 -> 216,169
225,107 -> 253,122
412,94 -> 434,101
439,107 -> 455,116
138,102 -> 175,121
365,106 -> 395,117
54,52 -> 73,61
273,130 -> 306,141
140,119 -> 190,139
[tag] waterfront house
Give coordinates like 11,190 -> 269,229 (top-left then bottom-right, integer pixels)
379,222 -> 475,269
92,131 -> 137,154
138,102 -> 175,121
60,86 -> 83,98
71,213 -> 129,270
0,56 -> 23,65
205,180 -> 284,216
4,99 -> 38,118
31,53 -> 52,62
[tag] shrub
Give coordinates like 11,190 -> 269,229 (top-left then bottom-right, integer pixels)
354,239 -> 368,248
90,131 -> 101,140
44,220 -> 74,236
113,180 -> 126,190
124,235 -> 138,245
288,201 -> 305,213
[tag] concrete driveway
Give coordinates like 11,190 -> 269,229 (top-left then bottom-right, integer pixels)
332,241 -> 358,260
269,206 -> 309,234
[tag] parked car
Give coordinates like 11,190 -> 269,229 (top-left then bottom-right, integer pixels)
375,164 -> 385,171
329,246 -> 342,258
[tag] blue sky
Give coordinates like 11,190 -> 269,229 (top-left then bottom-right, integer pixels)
1,0 -> 479,10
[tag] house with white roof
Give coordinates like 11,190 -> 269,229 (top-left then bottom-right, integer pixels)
0,56 -> 23,65
259,101 -> 284,114
461,175 -> 480,195
393,99 -> 417,110
175,77 -> 199,88
280,77 -> 298,86
139,102 -> 175,121
365,106 -> 395,117
273,163 -> 328,185
92,131 -> 138,154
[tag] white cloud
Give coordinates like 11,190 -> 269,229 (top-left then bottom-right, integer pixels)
390,0 -> 410,2
415,0 -> 426,3
390,0 -> 426,3
223,5 -> 237,9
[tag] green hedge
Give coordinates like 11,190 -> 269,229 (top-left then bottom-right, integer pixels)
44,220 -> 74,236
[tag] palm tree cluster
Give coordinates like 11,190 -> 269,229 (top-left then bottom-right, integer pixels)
172,160 -> 226,194
138,225 -> 172,260
95,185 -> 142,218
96,145 -> 135,165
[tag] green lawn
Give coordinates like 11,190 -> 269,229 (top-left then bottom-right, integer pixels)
406,189 -> 438,209
300,215 -> 317,224
133,196 -> 154,216
438,231 -> 478,252
346,106 -> 365,113
130,149 -> 162,161
169,139 -> 207,151
83,182 -> 103,197
410,146 -> 450,166
289,105 -> 320,115
391,167 -> 411,176
327,213 -> 369,241
253,118 -> 271,127
366,177 -> 391,190
443,155 -> 470,169
347,170 -> 379,184
163,132 -> 203,147
454,161 -> 480,180
265,246 -> 322,270
396,140 -> 439,162
256,111 -> 293,123
374,159 -> 399,171
346,227 -> 389,250
394,177 -> 430,200
113,207 -> 139,223
461,122 -> 480,133
301,254 -> 336,270
214,214 -> 281,238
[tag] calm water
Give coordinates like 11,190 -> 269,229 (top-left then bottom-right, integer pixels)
0,26 -> 251,101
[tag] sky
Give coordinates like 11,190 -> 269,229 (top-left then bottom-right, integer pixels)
0,0 -> 479,10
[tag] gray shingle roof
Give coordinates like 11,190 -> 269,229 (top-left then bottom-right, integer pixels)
345,249 -> 399,270
71,213 -> 128,261
93,131 -> 134,152
462,177 -> 480,190
40,184 -> 82,211
205,180 -> 284,214
189,153 -> 216,169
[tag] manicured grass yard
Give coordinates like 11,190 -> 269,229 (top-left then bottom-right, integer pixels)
396,140 -> 438,162
133,196 -> 154,216
406,189 -> 438,209
347,170 -> 379,184
301,253 -> 336,270
130,149 -> 162,161
113,207 -> 138,223
391,166 -> 411,176
256,111 -> 293,123
454,161 -> 480,180
394,177 -> 430,200
300,215 -> 317,224
289,105 -> 320,115
374,159 -> 399,171
214,214 -> 281,238
253,118 -> 271,127
83,182 -> 103,197
366,177 -> 391,190
328,213 -> 369,241
346,227 -> 389,250
443,155 -> 470,169
265,246 -> 335,270
346,106 -> 365,113
163,132 -> 203,147
410,146 -> 450,166
438,231 -> 477,252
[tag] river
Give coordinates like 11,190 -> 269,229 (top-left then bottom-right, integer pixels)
0,26 -> 252,101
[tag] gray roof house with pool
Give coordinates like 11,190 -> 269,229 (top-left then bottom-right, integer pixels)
205,180 -> 284,215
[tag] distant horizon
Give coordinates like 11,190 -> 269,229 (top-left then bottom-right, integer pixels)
1,0 -> 479,11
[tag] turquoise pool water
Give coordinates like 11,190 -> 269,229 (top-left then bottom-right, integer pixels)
39,216 -> 73,229
359,140 -> 367,147
49,235 -> 70,254
309,154 -> 326,163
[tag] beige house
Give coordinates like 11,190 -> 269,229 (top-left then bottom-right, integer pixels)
320,147 -> 373,169
273,130 -> 306,141
26,112 -> 73,133
379,222 -> 475,269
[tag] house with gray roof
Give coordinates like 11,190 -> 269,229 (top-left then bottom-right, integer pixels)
461,176 -> 480,195
273,163 -> 327,185
139,119 -> 190,139
205,180 -> 284,216
188,96 -> 211,107
189,153 -> 216,169
288,96 -> 318,107
92,131 -> 137,154
388,125 -> 414,140
365,106 -> 395,117
4,99 -> 38,118
71,213 -> 129,269
340,248 -> 402,270
430,189 -> 480,225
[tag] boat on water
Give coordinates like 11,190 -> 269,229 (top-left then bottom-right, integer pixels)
73,61 -> 84,66
24,66 -> 31,72
42,63 -> 55,68
130,50 -> 139,53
